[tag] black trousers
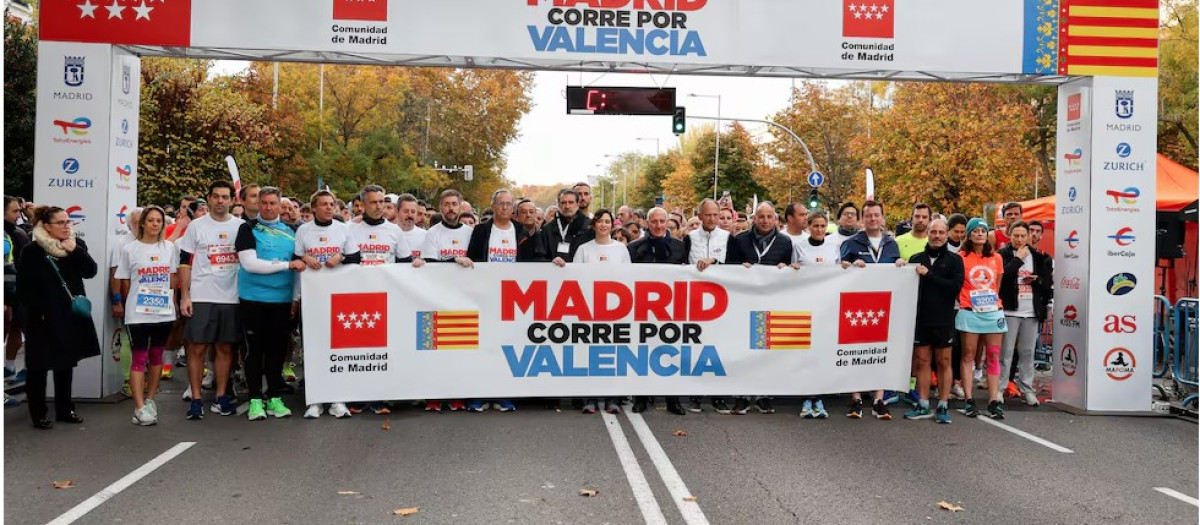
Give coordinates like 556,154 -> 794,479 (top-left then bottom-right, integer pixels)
27,367 -> 74,422
240,300 -> 291,400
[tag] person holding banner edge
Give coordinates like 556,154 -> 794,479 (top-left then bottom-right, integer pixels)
790,210 -> 841,419
419,189 -> 474,413
839,200 -> 905,420
903,219 -> 963,424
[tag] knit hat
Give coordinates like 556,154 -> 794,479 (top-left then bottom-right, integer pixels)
966,217 -> 989,234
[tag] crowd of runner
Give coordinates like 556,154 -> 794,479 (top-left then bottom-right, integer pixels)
3,182 -> 1052,428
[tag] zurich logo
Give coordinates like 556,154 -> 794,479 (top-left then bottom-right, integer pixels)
1068,187 -> 1077,202
1116,143 -> 1131,158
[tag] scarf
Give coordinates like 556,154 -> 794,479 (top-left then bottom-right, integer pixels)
33,224 -> 71,258
362,215 -> 385,226
753,227 -> 778,253
837,226 -> 857,237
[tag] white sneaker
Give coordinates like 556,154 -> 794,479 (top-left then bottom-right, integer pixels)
131,406 -> 157,426
182,385 -> 193,402
202,370 -> 215,389
145,399 -> 158,419
951,383 -> 965,400
1023,392 -> 1040,406
303,404 -> 323,419
329,402 -> 352,419
973,368 -> 984,385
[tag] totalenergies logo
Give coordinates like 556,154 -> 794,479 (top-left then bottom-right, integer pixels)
115,164 -> 132,182
52,117 -> 92,135
1105,187 -> 1139,205
1063,148 -> 1083,167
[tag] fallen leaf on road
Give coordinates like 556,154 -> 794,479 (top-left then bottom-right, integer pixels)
579,489 -> 599,497
52,480 -> 75,489
381,419 -> 391,431
683,496 -> 698,502
392,507 -> 419,516
337,491 -> 360,496
938,501 -> 964,513
672,430 -> 687,437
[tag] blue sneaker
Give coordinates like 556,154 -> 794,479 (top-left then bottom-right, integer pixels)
186,400 -> 204,420
6,368 -> 26,385
904,405 -> 933,420
800,399 -> 815,418
467,400 -> 489,412
814,400 -> 829,419
210,395 -> 236,416
4,394 -> 20,407
496,400 -> 517,412
3,368 -> 12,380
935,405 -> 952,424
882,391 -> 901,405
905,389 -> 922,407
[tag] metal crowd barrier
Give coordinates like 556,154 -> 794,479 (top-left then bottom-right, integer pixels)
1173,298 -> 1199,409
1154,295 -> 1173,379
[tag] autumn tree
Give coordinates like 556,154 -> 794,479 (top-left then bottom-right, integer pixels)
4,14 -> 37,198
765,81 -> 867,210
1159,0 -> 1198,168
691,123 -> 770,211
861,82 -> 1039,223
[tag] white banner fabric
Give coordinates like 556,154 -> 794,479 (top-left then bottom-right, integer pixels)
301,263 -> 918,404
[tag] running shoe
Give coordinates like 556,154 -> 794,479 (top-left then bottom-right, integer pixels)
951,382 -> 966,400
161,363 -> 173,380
846,399 -> 864,419
266,397 -> 292,418
934,405 -> 952,424
370,403 -> 391,415
424,400 -> 443,412
247,399 -> 267,421
904,389 -> 922,407
467,400 -> 490,412
712,398 -> 732,415
604,399 -> 622,414
202,369 -> 214,390
754,398 -> 775,414
814,400 -> 829,419
447,400 -> 467,412
8,368 -> 26,385
973,368 -> 984,386
582,399 -> 598,414
211,395 -> 236,416
145,399 -> 158,419
872,399 -> 892,420
1023,392 -> 1040,406
904,405 -> 933,420
329,403 -> 352,419
731,397 -> 751,415
282,363 -> 298,383
303,404 -> 323,419
348,403 -> 366,415
961,400 -> 980,418
4,367 -> 12,380
987,400 -> 1005,420
175,349 -> 187,368
1005,381 -> 1020,399
800,399 -> 815,419
181,385 -> 193,402
686,397 -> 703,413
666,398 -> 686,416
4,394 -> 20,407
186,400 -> 205,420
132,405 -> 157,426
882,391 -> 900,405
631,397 -> 649,413
496,400 -> 517,412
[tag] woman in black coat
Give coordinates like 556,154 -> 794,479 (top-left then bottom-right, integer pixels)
16,206 -> 101,428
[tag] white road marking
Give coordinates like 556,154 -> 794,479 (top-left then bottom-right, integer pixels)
601,413 -> 669,525
46,442 -> 196,525
974,417 -> 1074,453
1154,487 -> 1200,507
625,411 -> 712,525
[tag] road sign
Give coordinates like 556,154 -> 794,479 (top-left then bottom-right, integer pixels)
807,171 -> 825,188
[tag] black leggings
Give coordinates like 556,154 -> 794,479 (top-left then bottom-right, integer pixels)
27,367 -> 74,422
240,300 -> 292,399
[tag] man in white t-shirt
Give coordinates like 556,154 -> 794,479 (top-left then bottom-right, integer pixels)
396,194 -> 428,260
350,185 -> 419,267
418,189 -> 473,413
294,190 -> 361,419
781,203 -> 809,246
178,181 -> 245,420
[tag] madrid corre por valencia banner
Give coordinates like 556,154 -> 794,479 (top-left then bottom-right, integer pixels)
300,264 -> 918,404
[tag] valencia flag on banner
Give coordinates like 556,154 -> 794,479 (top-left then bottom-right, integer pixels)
40,0 -> 192,47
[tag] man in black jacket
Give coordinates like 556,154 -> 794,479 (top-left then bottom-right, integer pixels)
626,208 -> 688,415
997,220 -> 1053,406
903,219 -> 964,424
726,202 -> 793,415
542,188 -> 590,261
514,199 -> 551,262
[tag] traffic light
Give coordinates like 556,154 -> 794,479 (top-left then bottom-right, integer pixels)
672,106 -> 686,135
808,188 -> 820,209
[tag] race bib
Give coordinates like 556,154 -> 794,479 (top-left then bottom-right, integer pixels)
134,284 -> 172,315
969,289 -> 999,312
361,251 -> 390,266
208,244 -> 238,270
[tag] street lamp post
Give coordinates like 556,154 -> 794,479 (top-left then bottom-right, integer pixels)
688,94 -> 721,199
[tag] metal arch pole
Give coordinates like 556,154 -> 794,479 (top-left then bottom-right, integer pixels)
688,115 -> 818,176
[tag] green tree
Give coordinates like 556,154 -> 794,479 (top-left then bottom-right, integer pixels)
766,82 -> 867,211
1159,0 -> 1198,168
4,14 -> 37,198
691,123 -> 770,211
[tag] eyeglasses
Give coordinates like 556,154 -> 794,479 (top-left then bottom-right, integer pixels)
48,220 -> 70,227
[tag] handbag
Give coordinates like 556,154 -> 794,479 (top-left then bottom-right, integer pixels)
46,256 -> 93,318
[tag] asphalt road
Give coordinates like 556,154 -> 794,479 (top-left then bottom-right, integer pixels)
5,380 -> 1197,525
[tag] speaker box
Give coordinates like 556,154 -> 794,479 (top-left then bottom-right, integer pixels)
1156,211 -> 1185,259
